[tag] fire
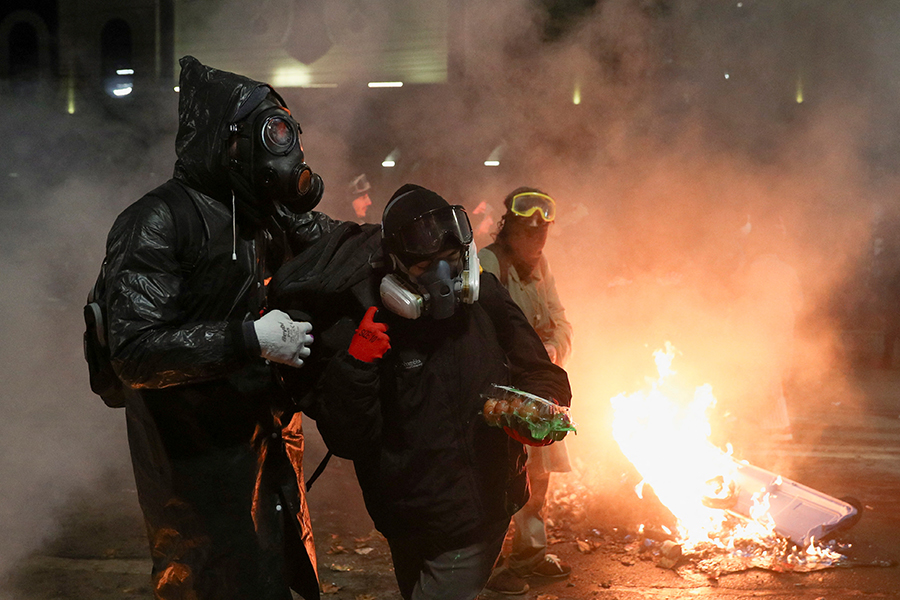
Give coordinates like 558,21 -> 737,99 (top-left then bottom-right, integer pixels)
610,344 -> 853,566
611,343 -> 746,549
600,343 -> 870,576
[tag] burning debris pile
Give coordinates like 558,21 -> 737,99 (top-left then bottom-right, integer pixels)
544,344 -> 893,577
546,464 -> 860,577
607,344 -> 864,574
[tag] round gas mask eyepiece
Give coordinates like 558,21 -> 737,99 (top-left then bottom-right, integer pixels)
261,116 -> 297,155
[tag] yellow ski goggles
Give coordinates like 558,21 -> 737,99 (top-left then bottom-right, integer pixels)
510,192 -> 556,222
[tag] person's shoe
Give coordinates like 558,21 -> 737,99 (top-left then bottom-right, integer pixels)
525,554 -> 571,579
484,568 -> 529,595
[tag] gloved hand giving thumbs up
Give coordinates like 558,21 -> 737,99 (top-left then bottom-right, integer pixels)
253,309 -> 313,368
348,306 -> 390,363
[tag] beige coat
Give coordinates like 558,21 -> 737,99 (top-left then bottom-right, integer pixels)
479,246 -> 573,472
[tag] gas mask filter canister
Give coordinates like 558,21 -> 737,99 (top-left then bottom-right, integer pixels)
380,240 -> 481,320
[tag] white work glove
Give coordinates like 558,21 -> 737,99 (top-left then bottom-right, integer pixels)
253,310 -> 313,369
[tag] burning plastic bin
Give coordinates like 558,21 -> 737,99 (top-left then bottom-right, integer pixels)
727,460 -> 859,547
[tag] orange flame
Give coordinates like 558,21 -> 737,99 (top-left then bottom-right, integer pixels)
611,345 -> 853,570
611,344 -> 777,549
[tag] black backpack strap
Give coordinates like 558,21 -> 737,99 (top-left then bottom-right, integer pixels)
154,180 -> 205,275
305,450 -> 333,492
84,180 -> 205,409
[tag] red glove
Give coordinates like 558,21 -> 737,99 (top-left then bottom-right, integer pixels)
503,426 -> 554,447
348,306 -> 391,363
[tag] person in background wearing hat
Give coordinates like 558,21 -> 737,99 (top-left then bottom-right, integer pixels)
102,56 -> 331,600
480,187 -> 574,594
288,183 -> 572,600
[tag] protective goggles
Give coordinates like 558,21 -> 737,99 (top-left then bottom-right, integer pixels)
510,192 -> 556,222
260,115 -> 300,155
389,205 -> 473,257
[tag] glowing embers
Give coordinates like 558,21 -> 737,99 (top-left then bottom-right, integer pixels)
610,344 -> 857,572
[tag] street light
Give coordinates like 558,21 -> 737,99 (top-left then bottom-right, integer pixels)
484,144 -> 504,167
382,148 -> 400,168
105,67 -> 134,98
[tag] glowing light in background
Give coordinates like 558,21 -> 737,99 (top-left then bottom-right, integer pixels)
382,148 -> 400,168
112,86 -> 133,97
573,81 -> 582,105
116,68 -> 134,75
796,74 -> 804,103
271,65 -> 312,88
484,144 -> 504,167
174,86 -> 180,93
67,76 -> 75,114
368,81 -> 404,88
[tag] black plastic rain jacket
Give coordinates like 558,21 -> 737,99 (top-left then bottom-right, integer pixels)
269,237 -> 572,551
104,56 -> 330,600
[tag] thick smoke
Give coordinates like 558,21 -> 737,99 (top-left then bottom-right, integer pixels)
0,0 -> 896,587
322,0 -> 894,486
300,0 -> 891,481
451,1 -> 885,450
0,89 -> 177,589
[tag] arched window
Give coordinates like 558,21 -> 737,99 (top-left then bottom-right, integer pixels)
101,18 -> 133,97
100,18 -> 132,76
9,21 -> 39,80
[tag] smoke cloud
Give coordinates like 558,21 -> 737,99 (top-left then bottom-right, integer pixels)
1,0 -> 897,589
0,91 -> 177,591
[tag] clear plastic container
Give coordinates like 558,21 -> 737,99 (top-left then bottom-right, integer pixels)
481,384 -> 577,441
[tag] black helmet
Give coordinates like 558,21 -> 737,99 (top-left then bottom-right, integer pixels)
382,184 -> 473,269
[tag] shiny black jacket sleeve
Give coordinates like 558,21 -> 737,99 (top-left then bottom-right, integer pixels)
276,207 -> 344,256
105,195 -> 254,389
478,273 -> 572,407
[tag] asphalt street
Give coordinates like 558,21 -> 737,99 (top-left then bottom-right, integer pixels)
4,360 -> 900,600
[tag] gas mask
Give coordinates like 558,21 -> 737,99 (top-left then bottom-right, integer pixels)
226,98 -> 324,218
380,240 -> 481,320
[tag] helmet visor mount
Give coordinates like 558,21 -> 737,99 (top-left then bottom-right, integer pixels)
389,205 -> 473,259
510,192 -> 556,222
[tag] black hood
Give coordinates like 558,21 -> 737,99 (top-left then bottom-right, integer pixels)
172,55 -> 285,202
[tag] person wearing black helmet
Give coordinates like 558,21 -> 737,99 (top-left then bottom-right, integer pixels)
481,187 -> 574,593
280,183 -> 572,600
100,56 -> 335,599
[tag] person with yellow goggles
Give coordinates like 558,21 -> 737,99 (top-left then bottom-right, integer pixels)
509,191 -> 557,222
480,187 -> 574,594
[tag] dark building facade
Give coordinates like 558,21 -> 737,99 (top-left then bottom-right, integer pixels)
1,0 -> 174,108
0,1 -> 57,92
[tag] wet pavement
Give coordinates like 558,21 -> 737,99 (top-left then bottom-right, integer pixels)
3,363 -> 900,600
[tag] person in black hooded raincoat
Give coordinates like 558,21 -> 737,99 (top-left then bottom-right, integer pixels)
102,55 -> 335,600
